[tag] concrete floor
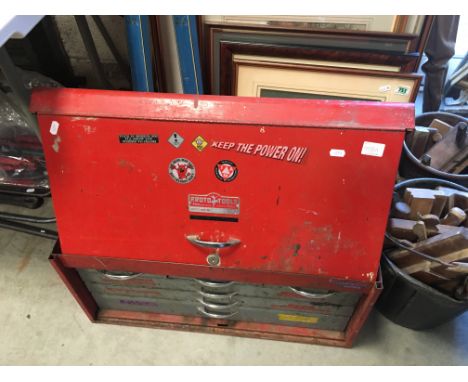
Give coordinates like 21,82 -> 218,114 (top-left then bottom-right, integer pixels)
0,199 -> 467,366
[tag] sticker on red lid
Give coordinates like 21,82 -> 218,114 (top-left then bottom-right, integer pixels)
168,132 -> 184,148
49,121 -> 59,135
192,136 -> 208,152
329,149 -> 346,158
361,141 -> 385,157
214,160 -> 238,182
169,158 -> 195,184
188,192 -> 240,215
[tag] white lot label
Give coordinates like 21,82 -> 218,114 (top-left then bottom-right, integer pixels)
378,85 -> 391,93
361,141 -> 385,157
329,149 -> 346,157
49,121 -> 59,135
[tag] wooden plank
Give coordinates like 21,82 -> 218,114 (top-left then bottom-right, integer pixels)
401,248 -> 468,274
388,228 -> 468,269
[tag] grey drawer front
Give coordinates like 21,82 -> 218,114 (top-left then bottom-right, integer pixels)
94,294 -> 350,331
78,269 -> 189,291
78,269 -> 361,306
85,282 -> 356,317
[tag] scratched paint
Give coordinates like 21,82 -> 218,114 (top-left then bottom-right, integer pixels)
118,159 -> 136,172
70,117 -> 98,121
52,136 -> 61,152
83,125 -> 97,134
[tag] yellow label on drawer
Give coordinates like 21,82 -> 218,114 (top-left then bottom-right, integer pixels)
277,314 -> 319,324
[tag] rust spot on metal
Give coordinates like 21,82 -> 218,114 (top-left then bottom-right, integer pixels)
82,125 -> 97,134
118,159 -> 136,172
71,117 -> 98,121
52,136 -> 61,152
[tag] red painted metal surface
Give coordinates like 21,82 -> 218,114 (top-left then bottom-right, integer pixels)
31,88 -> 413,130
32,88 -> 413,284
58,251 -> 370,293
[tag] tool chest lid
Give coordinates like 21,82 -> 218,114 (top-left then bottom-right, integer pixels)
30,88 -> 414,131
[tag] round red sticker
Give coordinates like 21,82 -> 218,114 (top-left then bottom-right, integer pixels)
214,160 -> 238,182
169,158 -> 195,184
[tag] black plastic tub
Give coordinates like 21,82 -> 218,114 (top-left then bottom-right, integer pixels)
376,254 -> 468,330
399,112 -> 468,187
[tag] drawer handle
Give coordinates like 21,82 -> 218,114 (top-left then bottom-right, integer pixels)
197,307 -> 238,319
99,270 -> 142,281
198,290 -> 238,300
186,235 -> 241,249
194,279 -> 236,288
196,299 -> 240,310
289,287 -> 335,299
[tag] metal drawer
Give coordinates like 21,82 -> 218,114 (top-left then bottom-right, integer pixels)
93,294 -> 351,331
85,282 -> 356,317
78,269 -> 361,306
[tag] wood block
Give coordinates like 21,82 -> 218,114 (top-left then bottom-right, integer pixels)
441,207 -> 467,226
388,228 -> 468,269
429,118 -> 454,136
413,221 -> 428,241
408,126 -> 436,158
436,187 -> 468,212
425,123 -> 467,170
403,188 -> 447,219
401,248 -> 468,274
441,147 -> 468,173
388,218 -> 456,241
452,156 -> 468,174
411,270 -> 452,285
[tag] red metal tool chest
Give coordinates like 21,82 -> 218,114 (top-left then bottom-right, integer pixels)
31,88 -> 413,347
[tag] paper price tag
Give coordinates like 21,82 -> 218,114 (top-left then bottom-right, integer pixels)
361,141 -> 385,157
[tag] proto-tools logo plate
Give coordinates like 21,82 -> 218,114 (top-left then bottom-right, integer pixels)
188,192 -> 240,215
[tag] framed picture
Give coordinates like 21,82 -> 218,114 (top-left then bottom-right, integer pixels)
215,41 -> 420,95
233,62 -> 422,103
202,16 -> 430,35
203,15 -> 416,33
202,25 -> 423,93
199,18 -> 433,93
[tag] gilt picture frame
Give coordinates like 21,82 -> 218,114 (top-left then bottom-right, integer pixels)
233,62 -> 422,103
203,15 -> 421,34
216,41 -> 420,95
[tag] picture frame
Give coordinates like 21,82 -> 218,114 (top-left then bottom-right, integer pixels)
202,25 -> 423,93
215,41 -> 420,95
233,62 -> 422,103
203,15 -> 416,34
199,18 -> 433,94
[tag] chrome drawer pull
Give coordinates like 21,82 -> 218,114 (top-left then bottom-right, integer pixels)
198,290 -> 238,300
289,287 -> 335,299
99,270 -> 142,281
196,298 -> 240,310
194,279 -> 236,288
186,235 -> 241,249
197,307 -> 238,319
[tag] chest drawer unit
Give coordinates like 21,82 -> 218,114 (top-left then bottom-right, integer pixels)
32,88 -> 413,347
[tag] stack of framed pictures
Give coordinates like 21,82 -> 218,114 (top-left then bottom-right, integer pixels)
199,15 -> 433,102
